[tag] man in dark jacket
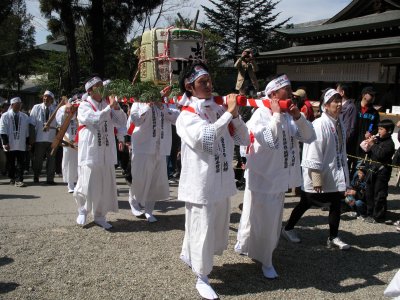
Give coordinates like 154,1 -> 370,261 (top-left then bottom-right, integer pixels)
348,86 -> 380,177
337,83 -> 357,174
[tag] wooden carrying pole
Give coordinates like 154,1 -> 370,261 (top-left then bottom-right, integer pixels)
50,105 -> 78,156
44,96 -> 67,131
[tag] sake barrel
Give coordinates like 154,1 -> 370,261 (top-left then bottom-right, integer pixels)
139,28 -> 205,85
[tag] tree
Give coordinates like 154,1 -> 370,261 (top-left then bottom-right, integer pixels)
0,0 -> 35,91
40,0 -> 79,92
201,0 -> 289,62
86,0 -> 164,77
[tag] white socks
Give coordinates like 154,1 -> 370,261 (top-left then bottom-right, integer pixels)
262,264 -> 278,279
179,254 -> 192,268
196,275 -> 218,300
145,212 -> 157,223
94,217 -> 112,229
76,208 -> 87,225
129,202 -> 144,217
67,182 -> 75,193
234,241 -> 248,256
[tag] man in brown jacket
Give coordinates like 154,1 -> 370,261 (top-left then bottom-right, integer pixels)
235,48 -> 259,96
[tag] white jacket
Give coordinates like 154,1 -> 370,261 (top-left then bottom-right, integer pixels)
302,112 -> 349,193
0,110 -> 30,151
127,103 -> 180,156
245,107 -> 316,194
29,103 -> 57,142
77,97 -> 127,167
56,105 -> 77,141
176,96 -> 250,204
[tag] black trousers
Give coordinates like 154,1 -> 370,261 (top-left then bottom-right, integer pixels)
285,191 -> 343,238
7,150 -> 25,182
366,168 -> 390,220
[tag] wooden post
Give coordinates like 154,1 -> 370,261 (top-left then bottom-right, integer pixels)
44,96 -> 67,131
50,104 -> 78,156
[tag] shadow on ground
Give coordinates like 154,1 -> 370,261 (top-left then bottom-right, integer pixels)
0,256 -> 18,294
211,228 -> 400,296
0,194 -> 40,201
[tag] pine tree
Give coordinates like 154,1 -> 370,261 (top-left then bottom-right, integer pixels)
201,0 -> 289,61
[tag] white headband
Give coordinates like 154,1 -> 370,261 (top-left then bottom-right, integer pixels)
44,90 -> 54,99
187,66 -> 209,84
265,74 -> 291,96
322,88 -> 340,112
323,89 -> 340,105
85,77 -> 102,91
10,97 -> 21,104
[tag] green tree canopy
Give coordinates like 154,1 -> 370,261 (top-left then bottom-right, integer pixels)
200,0 -> 289,61
0,0 -> 35,91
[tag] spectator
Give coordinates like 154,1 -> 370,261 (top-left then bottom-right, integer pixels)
292,88 -> 315,122
348,86 -> 380,177
0,97 -> 30,187
362,119 -> 395,223
344,164 -> 367,219
235,48 -> 259,96
29,90 -> 58,184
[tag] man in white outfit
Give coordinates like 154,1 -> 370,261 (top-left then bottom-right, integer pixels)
176,63 -> 250,300
127,98 -> 180,222
73,77 -> 127,229
0,97 -> 30,187
56,98 -> 78,193
235,74 -> 316,279
29,90 -> 57,184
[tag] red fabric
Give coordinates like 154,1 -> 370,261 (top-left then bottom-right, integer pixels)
75,125 -> 86,143
127,122 -> 136,135
246,131 -> 255,154
181,106 -> 196,114
361,105 -> 368,114
302,100 -> 315,122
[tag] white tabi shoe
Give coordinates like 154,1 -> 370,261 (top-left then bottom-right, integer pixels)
196,275 -> 218,300
179,254 -> 192,268
145,213 -> 157,223
129,202 -> 144,217
76,210 -> 87,225
67,182 -> 75,193
94,217 -> 113,230
234,241 -> 248,256
262,264 -> 279,279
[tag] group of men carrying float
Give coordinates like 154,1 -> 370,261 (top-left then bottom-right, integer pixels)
1,58 -> 355,299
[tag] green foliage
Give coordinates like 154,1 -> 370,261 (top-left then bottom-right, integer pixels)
32,51 -> 69,95
0,0 -> 35,90
100,80 -> 162,103
98,80 -> 182,103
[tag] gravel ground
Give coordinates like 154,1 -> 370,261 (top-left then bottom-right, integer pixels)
1,170 -> 400,299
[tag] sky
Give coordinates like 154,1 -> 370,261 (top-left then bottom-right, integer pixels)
27,0 -> 352,45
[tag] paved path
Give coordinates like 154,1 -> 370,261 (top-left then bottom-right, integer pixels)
1,170 -> 400,299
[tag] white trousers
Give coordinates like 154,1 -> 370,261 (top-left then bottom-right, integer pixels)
74,165 -> 118,217
62,147 -> 78,185
129,153 -> 169,214
237,189 -> 284,267
181,198 -> 231,276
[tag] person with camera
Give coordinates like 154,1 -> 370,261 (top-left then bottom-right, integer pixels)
235,48 -> 259,96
